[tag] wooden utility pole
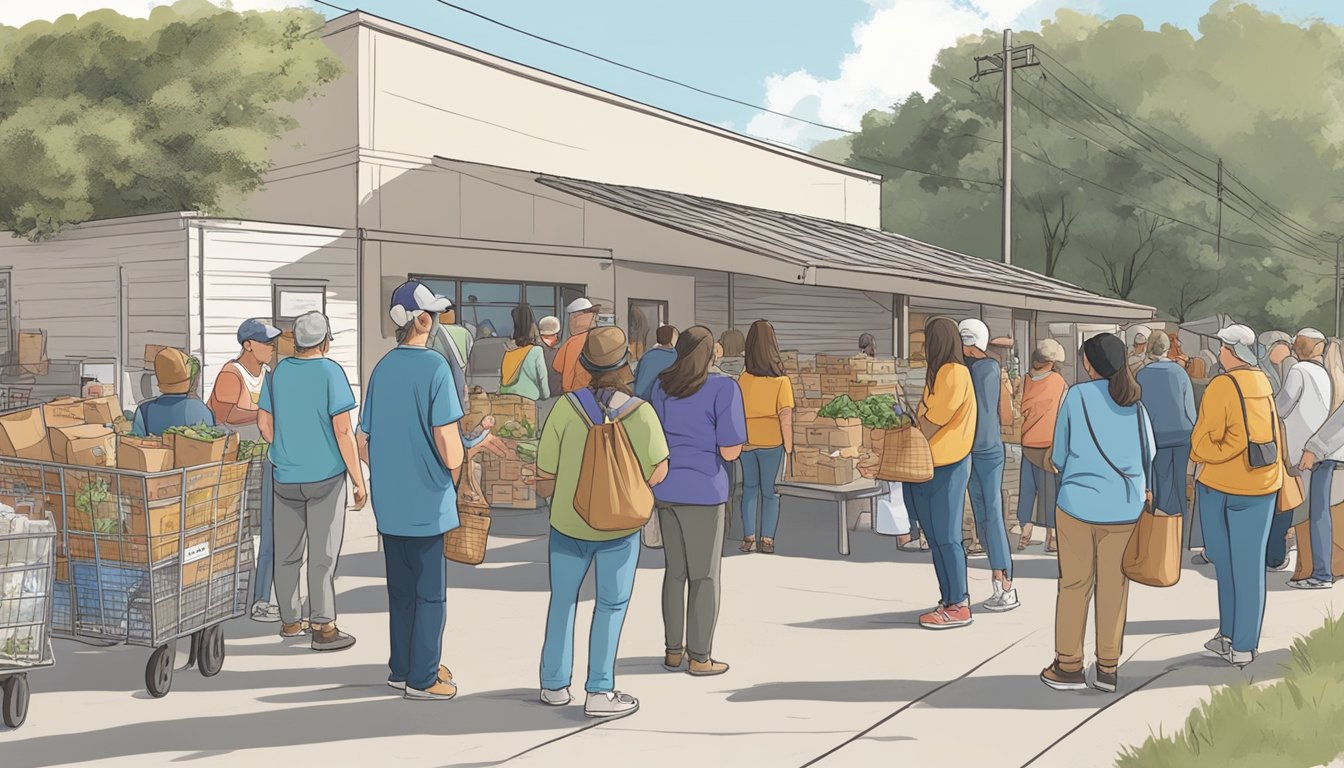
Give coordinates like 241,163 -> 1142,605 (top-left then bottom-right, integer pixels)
1216,158 -> 1223,260
972,30 -> 1039,266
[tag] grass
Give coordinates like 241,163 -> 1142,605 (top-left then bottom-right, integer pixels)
1116,614 -> 1344,767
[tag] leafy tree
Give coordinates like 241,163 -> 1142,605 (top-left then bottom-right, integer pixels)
0,0 -> 341,240
830,2 -> 1344,332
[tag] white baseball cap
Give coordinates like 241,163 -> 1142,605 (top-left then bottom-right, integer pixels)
957,319 -> 989,352
1297,328 -> 1326,341
293,311 -> 333,349
1217,323 -> 1259,365
565,297 -> 595,315
1128,325 -> 1152,345
389,280 -> 452,327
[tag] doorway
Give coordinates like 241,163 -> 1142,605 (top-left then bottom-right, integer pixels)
628,299 -> 668,361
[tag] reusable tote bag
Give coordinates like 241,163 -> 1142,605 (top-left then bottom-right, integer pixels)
444,454 -> 492,565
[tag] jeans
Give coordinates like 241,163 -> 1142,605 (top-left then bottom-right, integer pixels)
251,457 -> 275,605
383,533 -> 447,691
968,447 -> 1013,579
903,455 -> 972,606
273,474 -> 347,625
1198,484 -> 1276,654
658,504 -> 725,662
1265,503 -> 1295,569
1016,455 -> 1058,530
1152,443 -> 1190,520
740,446 -> 785,540
540,528 -> 640,693
1309,461 -> 1337,583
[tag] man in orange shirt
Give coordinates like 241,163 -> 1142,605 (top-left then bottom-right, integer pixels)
553,298 -> 600,393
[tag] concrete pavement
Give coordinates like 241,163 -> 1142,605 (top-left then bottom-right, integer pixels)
4,498 -> 1341,768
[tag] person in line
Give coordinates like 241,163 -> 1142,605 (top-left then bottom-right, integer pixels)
538,315 -> 564,398
1040,333 -> 1154,695
1259,331 -> 1296,394
709,342 -> 727,376
499,304 -> 551,401
651,326 -> 747,677
904,317 -> 976,630
552,298 -> 601,394
1298,337 -> 1344,585
736,320 -> 795,554
258,311 -> 367,652
1191,324 -> 1284,668
718,329 -> 746,378
208,319 -> 282,624
958,319 -> 1018,612
359,280 -> 465,701
1126,326 -> 1151,375
534,326 -> 669,719
132,348 -> 215,436
1271,329 -> 1331,581
1136,332 -> 1197,534
633,325 -> 679,401
441,303 -> 474,366
858,333 -> 878,358
1167,332 -> 1190,367
1017,340 -> 1068,553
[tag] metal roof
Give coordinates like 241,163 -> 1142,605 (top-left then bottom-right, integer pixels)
536,175 -> 1153,319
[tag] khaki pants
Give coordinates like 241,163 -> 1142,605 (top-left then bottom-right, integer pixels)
1054,510 -> 1135,674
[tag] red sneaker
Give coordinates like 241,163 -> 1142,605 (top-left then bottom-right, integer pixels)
919,604 -> 972,630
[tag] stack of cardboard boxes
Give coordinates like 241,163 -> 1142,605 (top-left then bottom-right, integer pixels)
18,330 -> 48,376
786,409 -> 862,485
782,351 -> 824,410
481,393 -> 540,510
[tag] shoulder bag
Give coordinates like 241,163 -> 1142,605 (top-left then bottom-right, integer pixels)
1224,373 -> 1301,512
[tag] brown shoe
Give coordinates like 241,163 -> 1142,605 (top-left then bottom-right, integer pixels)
688,658 -> 729,676
388,665 -> 453,691
739,537 -> 756,553
311,622 -> 356,652
1040,661 -> 1086,691
404,679 -> 458,701
663,650 -> 685,671
280,621 -> 310,638
759,538 -> 775,554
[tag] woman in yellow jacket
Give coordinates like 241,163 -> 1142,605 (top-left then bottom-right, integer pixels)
904,317 -> 978,630
1191,324 -> 1285,668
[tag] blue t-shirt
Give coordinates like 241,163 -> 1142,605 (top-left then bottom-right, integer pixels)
651,375 -> 748,506
258,357 -> 357,485
967,356 -> 1004,453
1051,380 -> 1156,525
633,347 -> 678,401
360,346 -> 465,538
132,395 -> 216,437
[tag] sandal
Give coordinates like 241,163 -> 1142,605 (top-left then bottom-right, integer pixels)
1046,535 -> 1058,554
759,538 -> 775,554
740,537 -> 756,553
1017,524 -> 1034,552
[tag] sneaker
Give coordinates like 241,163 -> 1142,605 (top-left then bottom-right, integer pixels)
1231,649 -> 1258,668
405,680 -> 458,701
388,665 -> 453,691
1092,666 -> 1118,693
1192,552 -> 1210,565
540,687 -> 572,707
1268,561 -> 1290,572
898,539 -> 925,552
1289,578 -> 1334,590
1204,634 -> 1230,660
584,690 -> 639,719
311,623 -> 356,652
279,621 -> 310,638
919,604 -> 972,630
663,650 -> 685,671
688,659 -> 729,677
250,601 -> 281,623
966,544 -> 987,558
982,583 -> 1021,613
1040,661 -> 1086,691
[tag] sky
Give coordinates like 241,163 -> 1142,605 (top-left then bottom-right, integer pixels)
4,0 -> 1344,149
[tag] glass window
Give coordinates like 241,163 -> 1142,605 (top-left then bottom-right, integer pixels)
461,282 -> 520,305
526,284 -> 556,310
460,305 -> 515,341
419,279 -> 457,305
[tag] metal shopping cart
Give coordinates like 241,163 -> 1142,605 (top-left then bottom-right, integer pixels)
0,458 -> 253,698
0,508 -> 55,729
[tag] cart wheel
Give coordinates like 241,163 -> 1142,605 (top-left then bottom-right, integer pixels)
2,673 -> 29,729
197,625 -> 225,678
145,644 -> 174,698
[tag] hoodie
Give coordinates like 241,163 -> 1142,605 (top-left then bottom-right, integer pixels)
1190,368 -> 1285,497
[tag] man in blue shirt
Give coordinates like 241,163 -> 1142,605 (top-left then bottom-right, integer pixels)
132,348 -> 215,436
633,325 -> 679,400
359,280 -> 466,702
258,311 -> 366,653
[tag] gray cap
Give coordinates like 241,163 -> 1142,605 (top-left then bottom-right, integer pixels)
293,311 -> 333,349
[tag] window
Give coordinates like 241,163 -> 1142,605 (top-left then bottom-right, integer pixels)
627,299 -> 667,360
410,276 -> 581,342
0,271 -> 10,357
272,282 -> 326,331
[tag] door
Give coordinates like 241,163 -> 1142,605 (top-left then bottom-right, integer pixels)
628,299 -> 667,361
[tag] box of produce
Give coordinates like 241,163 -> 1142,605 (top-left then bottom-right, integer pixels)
0,406 -> 53,462
164,424 -> 236,468
50,424 -> 116,467
83,395 -> 123,426
237,440 -> 269,462
43,397 -> 86,424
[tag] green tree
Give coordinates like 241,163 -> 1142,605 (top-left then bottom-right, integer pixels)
832,2 -> 1344,332
0,0 -> 341,240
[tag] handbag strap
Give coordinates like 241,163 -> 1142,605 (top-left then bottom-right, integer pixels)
1079,393 -> 1146,500
1224,372 -> 1278,446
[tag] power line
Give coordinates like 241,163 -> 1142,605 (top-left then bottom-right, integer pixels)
312,0 -> 354,13
851,153 -> 1001,187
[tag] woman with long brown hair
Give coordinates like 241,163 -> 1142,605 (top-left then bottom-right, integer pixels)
735,320 -> 794,553
650,326 -> 747,676
904,317 -> 977,629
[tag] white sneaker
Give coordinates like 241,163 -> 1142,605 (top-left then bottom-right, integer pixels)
1203,634 -> 1230,660
1192,552 -> 1210,565
1231,649 -> 1257,668
250,601 -> 281,623
982,582 -> 1021,612
584,690 -> 639,719
540,688 -> 572,707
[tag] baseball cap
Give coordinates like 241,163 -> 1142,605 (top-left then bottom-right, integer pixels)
565,297 -> 596,315
237,319 -> 281,345
1217,323 -> 1259,365
1128,325 -> 1152,345
1297,328 -> 1326,341
293,311 -> 333,349
389,280 -> 452,327
538,316 -> 561,336
957,319 -> 990,352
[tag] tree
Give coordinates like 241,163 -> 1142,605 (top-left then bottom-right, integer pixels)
1026,191 -> 1078,277
1090,212 -> 1170,300
0,0 -> 341,240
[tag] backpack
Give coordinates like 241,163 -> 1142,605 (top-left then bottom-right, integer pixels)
568,389 -> 655,531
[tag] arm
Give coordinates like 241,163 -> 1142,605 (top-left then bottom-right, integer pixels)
209,369 -> 256,426
1182,373 -> 1198,428
258,411 -> 274,443
332,412 -> 367,508
534,409 -> 562,498
433,422 -> 465,484
718,385 -> 747,462
357,431 -> 370,467
533,348 -> 551,401
131,406 -> 147,438
921,367 -> 962,426
1276,368 -> 1304,417
1050,395 -> 1071,473
1305,404 -> 1344,463
999,372 -> 1014,427
779,408 -> 794,454
1190,378 -> 1245,465
649,459 -> 670,486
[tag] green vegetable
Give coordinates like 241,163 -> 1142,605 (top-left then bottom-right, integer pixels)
515,440 -> 539,463
165,423 -> 225,442
818,395 -> 860,420
188,356 -> 201,379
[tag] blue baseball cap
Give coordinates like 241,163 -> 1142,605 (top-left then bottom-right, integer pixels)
390,280 -> 452,327
237,319 -> 281,345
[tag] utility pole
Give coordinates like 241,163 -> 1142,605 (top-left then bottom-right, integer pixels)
1216,158 -> 1223,260
1326,232 -> 1344,337
972,30 -> 1039,266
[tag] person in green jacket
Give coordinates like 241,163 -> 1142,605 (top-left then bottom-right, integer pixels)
500,304 -> 551,401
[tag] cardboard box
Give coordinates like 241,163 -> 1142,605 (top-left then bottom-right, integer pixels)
276,332 -> 295,358
821,374 -> 852,393
49,424 -> 116,467
817,455 -> 858,485
0,406 -> 53,462
168,432 -> 237,469
793,408 -> 819,425
118,437 -> 173,472
870,359 -> 897,375
42,397 -> 85,424
817,354 -> 850,369
82,395 -> 122,426
799,373 -> 822,392
144,344 -> 169,364
18,330 -> 47,367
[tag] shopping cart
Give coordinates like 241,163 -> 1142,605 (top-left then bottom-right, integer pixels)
0,457 -> 253,698
0,386 -> 33,411
0,508 -> 55,729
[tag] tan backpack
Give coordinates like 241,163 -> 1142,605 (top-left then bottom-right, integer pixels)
568,390 -> 654,531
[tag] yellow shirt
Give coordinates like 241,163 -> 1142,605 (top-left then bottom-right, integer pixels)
737,372 -> 795,448
1190,369 -> 1284,497
918,364 -> 976,467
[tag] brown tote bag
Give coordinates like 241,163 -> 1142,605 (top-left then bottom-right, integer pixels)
875,395 -> 934,484
444,454 -> 491,565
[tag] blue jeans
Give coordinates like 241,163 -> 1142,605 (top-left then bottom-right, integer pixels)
968,447 -> 1013,579
904,455 -> 972,606
1198,484 -> 1276,654
740,446 -> 785,540
251,457 -> 275,605
1265,504 -> 1295,568
1152,443 -> 1190,520
383,533 -> 447,691
540,529 -> 640,693
1309,462 -> 1337,583
1016,457 -> 1058,529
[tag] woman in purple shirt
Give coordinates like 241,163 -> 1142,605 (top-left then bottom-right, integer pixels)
651,326 -> 748,678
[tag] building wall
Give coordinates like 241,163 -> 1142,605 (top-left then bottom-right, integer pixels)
694,271 -> 731,335
732,275 -> 894,355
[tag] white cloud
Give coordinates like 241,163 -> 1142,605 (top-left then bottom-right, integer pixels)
746,0 -> 1092,148
0,1 -> 310,27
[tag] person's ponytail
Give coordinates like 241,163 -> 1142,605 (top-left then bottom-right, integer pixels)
1108,363 -> 1142,407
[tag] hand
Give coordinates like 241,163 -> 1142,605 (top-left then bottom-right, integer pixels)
1299,450 -> 1317,472
479,433 -> 510,459
480,415 -> 496,431
352,485 -> 368,511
